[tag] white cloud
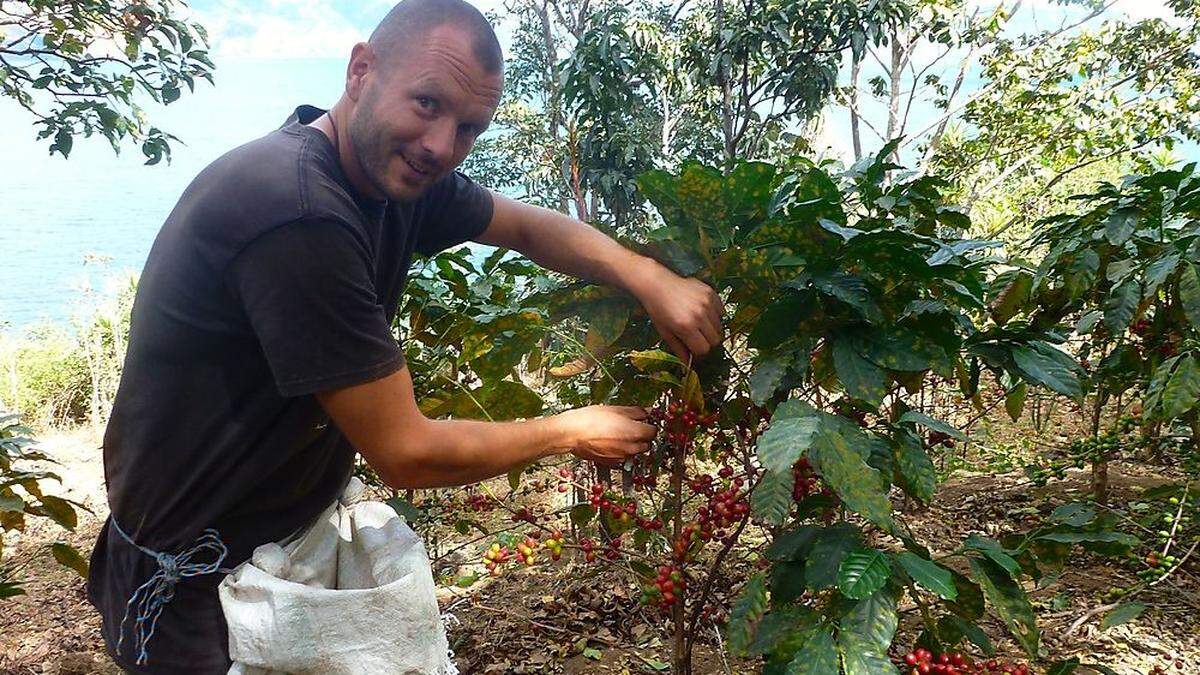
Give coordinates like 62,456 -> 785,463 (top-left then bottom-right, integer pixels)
191,0 -> 511,61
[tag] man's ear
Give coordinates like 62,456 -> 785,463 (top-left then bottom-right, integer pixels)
346,42 -> 375,102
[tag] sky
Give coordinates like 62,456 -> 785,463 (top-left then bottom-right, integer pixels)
0,0 -> 1192,329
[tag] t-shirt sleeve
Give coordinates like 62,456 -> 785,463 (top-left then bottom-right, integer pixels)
225,218 -> 405,397
413,170 -> 495,256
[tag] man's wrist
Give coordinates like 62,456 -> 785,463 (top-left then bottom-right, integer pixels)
537,413 -> 574,459
620,254 -> 673,302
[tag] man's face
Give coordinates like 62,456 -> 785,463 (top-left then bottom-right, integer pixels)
348,25 -> 502,202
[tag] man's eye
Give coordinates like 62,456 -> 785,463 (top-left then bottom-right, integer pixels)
416,96 -> 435,110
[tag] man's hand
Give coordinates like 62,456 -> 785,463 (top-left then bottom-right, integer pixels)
631,265 -> 724,363
553,405 -> 657,467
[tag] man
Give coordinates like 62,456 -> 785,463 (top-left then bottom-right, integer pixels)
87,0 -> 723,671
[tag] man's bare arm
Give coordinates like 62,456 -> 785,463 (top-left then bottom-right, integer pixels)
476,192 -> 724,361
316,365 -> 655,489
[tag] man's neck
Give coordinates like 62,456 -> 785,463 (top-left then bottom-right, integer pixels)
308,105 -> 386,204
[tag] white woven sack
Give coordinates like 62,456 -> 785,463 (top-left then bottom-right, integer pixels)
218,478 -> 458,675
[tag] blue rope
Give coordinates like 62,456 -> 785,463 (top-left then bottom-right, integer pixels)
110,518 -> 234,666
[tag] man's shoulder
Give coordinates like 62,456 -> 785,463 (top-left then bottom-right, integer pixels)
174,124 -> 365,257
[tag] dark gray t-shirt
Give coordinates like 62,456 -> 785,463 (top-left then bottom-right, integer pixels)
87,105 -> 493,672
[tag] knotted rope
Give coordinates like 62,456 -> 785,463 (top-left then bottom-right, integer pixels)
110,518 -> 233,665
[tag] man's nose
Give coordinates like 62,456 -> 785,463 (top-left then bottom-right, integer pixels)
419,119 -> 456,168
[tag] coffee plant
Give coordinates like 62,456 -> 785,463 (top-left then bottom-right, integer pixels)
1020,163 -> 1200,502
400,145 -> 1146,674
0,412 -> 88,598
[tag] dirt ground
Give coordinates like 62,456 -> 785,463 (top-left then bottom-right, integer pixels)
1,425 -> 1198,674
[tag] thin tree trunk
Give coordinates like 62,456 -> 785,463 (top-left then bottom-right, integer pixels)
1091,392 -> 1109,504
849,55 -> 863,161
886,28 -> 903,154
715,0 -> 734,166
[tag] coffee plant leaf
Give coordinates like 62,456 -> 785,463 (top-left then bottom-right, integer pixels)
946,570 -> 986,621
832,337 -> 886,406
783,626 -> 838,675
636,169 -> 683,225
893,431 -> 936,504
1104,207 -> 1137,245
49,542 -> 88,578
766,524 -> 821,562
1036,530 -> 1138,546
750,352 -> 792,406
1050,503 -> 1097,527
840,587 -> 899,652
989,270 -> 1034,325
811,272 -> 882,323
1099,602 -> 1146,631
1144,252 -> 1180,298
1180,262 -> 1200,329
1011,341 -> 1083,401
964,535 -> 1022,577
894,551 -> 957,600
839,643 -> 898,675
898,411 -> 967,441
756,400 -> 822,474
968,556 -> 1040,657
1144,355 -> 1180,419
1102,280 -> 1140,334
1005,380 -> 1027,421
569,503 -> 596,527
752,468 -> 795,526
809,428 -> 894,531
804,523 -> 863,590
33,495 -> 77,531
748,605 -> 819,658
728,573 -> 769,655
750,292 -> 814,349
628,349 -> 682,372
837,549 -> 891,600
937,615 -> 994,656
1162,355 -> 1200,420
725,161 -> 777,225
771,561 -> 809,604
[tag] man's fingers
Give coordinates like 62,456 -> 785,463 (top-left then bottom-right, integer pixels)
617,405 -> 648,420
697,315 -> 722,351
683,329 -> 710,358
663,332 -> 691,364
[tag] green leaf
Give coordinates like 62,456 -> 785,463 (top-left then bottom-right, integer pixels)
812,273 -> 881,322
899,411 -> 967,441
833,338 -> 886,406
837,549 -> 891,599
938,615 -> 993,656
840,588 -> 898,651
965,535 -> 1022,577
49,542 -> 88,578
1036,531 -> 1138,546
1103,281 -> 1139,334
1162,355 -> 1200,420
751,468 -> 795,526
756,400 -> 821,474
784,627 -> 838,675
1179,263 -> 1200,329
1144,356 -> 1180,420
628,349 -> 682,372
1012,341 -> 1083,401
893,432 -> 936,503
1144,253 -> 1180,298
990,271 -> 1033,324
804,523 -> 862,589
1005,381 -> 1027,422
809,428 -> 894,531
36,495 -> 77,531
766,524 -> 821,561
946,570 -> 985,621
968,556 -> 1040,657
894,552 -> 957,599
1104,207 -> 1137,245
1050,503 -> 1097,527
583,647 -> 602,660
1080,664 -> 1121,675
840,646 -> 898,675
749,606 -> 818,657
750,293 -> 813,349
570,503 -> 596,527
750,353 -> 791,406
728,574 -> 769,655
1100,602 -> 1146,631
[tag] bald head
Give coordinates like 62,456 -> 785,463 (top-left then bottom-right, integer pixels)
370,0 -> 503,76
